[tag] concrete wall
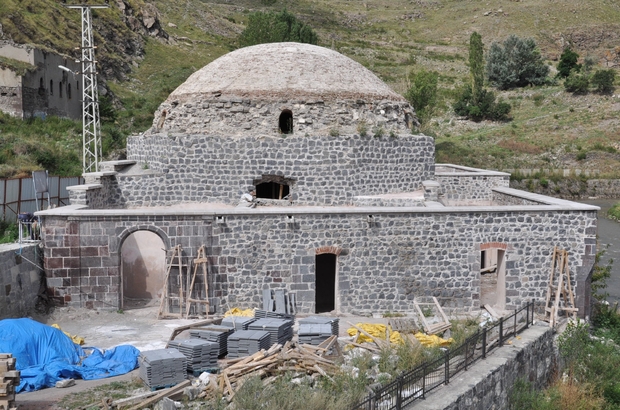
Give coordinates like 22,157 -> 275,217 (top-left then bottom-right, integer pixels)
115,133 -> 436,207
39,201 -> 597,316
0,244 -> 43,319
415,325 -> 556,410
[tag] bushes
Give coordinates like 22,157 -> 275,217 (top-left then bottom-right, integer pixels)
453,84 -> 511,121
590,69 -> 616,94
404,69 -> 438,123
486,35 -> 549,90
239,9 -> 318,47
564,71 -> 590,94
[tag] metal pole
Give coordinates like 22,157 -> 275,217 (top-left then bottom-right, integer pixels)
65,4 -> 108,174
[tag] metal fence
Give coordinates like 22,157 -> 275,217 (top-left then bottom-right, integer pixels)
0,176 -> 82,223
351,301 -> 535,410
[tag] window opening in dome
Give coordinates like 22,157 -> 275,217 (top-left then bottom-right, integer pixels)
256,181 -> 290,200
279,109 -> 293,134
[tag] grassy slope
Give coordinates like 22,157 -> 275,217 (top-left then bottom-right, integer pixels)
1,0 -> 620,177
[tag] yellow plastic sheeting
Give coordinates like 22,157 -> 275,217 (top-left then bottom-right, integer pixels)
223,308 -> 255,318
414,332 -> 453,347
346,323 -> 404,345
51,324 -> 85,345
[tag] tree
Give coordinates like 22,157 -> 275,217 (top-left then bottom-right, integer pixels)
452,32 -> 511,122
239,9 -> 318,47
404,70 -> 438,123
591,69 -> 616,94
557,48 -> 581,79
469,32 -> 484,105
486,35 -> 549,89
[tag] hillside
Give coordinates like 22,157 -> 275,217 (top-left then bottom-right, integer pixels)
1,0 -> 620,179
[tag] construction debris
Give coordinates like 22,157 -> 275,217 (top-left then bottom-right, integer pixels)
0,354 -> 18,410
413,297 -> 452,335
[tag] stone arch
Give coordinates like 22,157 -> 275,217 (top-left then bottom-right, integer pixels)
479,242 -> 509,310
254,174 -> 295,200
117,225 -> 171,309
315,245 -> 343,256
278,109 -> 293,134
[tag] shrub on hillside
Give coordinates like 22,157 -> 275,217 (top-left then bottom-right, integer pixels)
564,71 -> 590,94
239,9 -> 318,47
486,35 -> 549,89
591,69 -> 616,94
453,84 -> 511,121
557,48 -> 581,79
404,69 -> 438,123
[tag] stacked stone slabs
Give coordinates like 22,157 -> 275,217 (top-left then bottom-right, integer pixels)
248,318 -> 294,347
139,349 -> 187,389
298,317 -> 339,336
255,309 -> 295,321
190,325 -> 234,357
221,316 -> 257,331
227,330 -> 271,358
167,339 -> 219,372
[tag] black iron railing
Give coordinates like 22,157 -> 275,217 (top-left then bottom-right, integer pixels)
351,300 -> 535,410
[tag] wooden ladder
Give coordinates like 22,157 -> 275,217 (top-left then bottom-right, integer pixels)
544,247 -> 578,327
158,245 -> 188,319
185,245 -> 210,318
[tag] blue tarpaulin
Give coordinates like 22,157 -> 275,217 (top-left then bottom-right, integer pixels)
0,318 -> 139,392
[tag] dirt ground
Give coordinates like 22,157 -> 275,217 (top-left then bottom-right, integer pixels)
15,306 -> 392,409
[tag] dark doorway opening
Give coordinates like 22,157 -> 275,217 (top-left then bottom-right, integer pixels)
279,109 -> 293,134
256,181 -> 290,199
315,253 -> 336,313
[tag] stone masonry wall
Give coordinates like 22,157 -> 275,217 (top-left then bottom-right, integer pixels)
40,207 -> 596,316
0,244 -> 43,318
151,98 -> 415,137
436,173 -> 510,205
41,214 -> 210,309
415,325 -> 556,410
117,133 -> 435,207
492,191 -> 546,206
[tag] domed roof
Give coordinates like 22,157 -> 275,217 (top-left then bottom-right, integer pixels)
165,42 -> 405,103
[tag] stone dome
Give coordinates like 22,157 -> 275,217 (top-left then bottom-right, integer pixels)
165,42 -> 406,103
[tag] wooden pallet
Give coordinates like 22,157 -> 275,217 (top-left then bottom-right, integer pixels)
413,297 -> 451,335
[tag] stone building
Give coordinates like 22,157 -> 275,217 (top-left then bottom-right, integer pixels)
37,43 -> 598,317
0,42 -> 81,119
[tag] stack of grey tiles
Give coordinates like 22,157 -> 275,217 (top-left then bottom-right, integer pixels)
190,325 -> 234,357
167,339 -> 219,371
139,348 -> 187,389
247,318 -> 293,347
298,324 -> 334,345
227,330 -> 271,358
221,316 -> 257,331
254,309 -> 295,321
298,316 -> 340,337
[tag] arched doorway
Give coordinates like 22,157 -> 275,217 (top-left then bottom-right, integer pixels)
121,231 -> 166,309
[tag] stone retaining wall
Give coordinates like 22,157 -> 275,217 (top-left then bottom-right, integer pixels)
116,133 -> 435,207
0,244 -> 43,318
414,324 -> 556,410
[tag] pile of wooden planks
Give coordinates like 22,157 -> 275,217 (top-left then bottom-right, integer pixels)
202,336 -> 342,400
0,354 -> 19,410
413,297 -> 452,335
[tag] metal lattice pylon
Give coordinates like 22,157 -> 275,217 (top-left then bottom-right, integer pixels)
66,4 -> 108,173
